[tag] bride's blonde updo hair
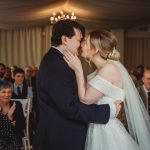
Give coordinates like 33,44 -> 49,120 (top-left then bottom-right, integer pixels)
88,30 -> 120,60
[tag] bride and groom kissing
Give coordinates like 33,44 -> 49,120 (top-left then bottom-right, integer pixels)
34,20 -> 150,150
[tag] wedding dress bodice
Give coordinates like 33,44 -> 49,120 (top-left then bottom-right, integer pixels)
85,61 -> 150,150
87,73 -> 125,105
85,71 -> 139,150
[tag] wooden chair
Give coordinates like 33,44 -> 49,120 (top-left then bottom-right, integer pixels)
11,98 -> 31,150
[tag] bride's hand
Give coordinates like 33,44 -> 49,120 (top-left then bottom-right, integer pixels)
64,51 -> 82,73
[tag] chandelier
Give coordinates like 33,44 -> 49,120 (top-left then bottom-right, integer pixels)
50,10 -> 77,24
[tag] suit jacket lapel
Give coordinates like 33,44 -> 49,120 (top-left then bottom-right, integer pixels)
139,86 -> 147,108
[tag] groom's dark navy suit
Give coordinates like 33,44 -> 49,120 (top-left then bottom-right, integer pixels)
35,47 -> 110,150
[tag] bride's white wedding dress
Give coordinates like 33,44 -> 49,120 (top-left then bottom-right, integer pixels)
85,60 -> 150,150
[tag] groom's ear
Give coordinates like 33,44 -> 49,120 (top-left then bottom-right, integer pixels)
61,35 -> 68,45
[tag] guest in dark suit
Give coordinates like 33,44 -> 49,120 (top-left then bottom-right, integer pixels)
34,20 -> 121,150
11,68 -> 33,101
137,67 -> 150,116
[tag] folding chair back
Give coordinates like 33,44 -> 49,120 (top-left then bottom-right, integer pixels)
11,98 -> 31,150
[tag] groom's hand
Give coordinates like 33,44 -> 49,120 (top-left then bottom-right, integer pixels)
114,100 -> 122,116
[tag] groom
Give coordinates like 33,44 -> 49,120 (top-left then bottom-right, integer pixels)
34,20 -> 121,150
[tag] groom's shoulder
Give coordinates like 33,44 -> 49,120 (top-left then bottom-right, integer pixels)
41,47 -> 58,60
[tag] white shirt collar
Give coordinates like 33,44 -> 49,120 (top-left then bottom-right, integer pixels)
14,83 -> 23,89
143,85 -> 149,93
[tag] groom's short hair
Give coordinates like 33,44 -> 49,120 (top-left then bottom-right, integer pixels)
51,19 -> 85,46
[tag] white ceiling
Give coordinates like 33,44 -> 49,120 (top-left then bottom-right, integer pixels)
0,0 -> 150,29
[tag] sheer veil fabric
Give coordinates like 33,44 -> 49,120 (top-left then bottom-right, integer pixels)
110,60 -> 150,150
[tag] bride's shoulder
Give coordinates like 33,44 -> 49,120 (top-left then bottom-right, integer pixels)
97,63 -> 119,75
96,62 -> 122,86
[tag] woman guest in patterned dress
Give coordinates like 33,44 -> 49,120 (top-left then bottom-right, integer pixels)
0,80 -> 25,150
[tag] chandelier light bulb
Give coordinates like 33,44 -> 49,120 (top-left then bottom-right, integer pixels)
73,16 -> 76,20
60,10 -> 63,14
50,10 -> 77,24
53,12 -> 56,16
71,16 -> 74,19
55,18 -> 58,22
66,15 -> 69,19
58,16 -> 61,20
50,17 -> 54,21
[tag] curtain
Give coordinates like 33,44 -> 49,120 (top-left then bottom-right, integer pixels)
0,25 -> 52,68
124,38 -> 150,71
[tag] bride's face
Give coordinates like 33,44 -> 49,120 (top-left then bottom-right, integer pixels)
80,36 -> 92,59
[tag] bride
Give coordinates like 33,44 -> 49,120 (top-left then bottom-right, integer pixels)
64,30 -> 150,150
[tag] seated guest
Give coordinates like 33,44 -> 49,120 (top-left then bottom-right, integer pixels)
12,68 -> 33,110
134,65 -> 144,86
12,68 -> 34,144
4,67 -> 14,83
137,67 -> 150,116
10,65 -> 18,79
0,63 -> 6,81
129,72 -> 138,87
0,80 -> 25,149
24,66 -> 33,87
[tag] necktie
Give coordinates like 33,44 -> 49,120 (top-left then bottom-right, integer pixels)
17,86 -> 21,96
27,78 -> 31,86
148,92 -> 150,116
